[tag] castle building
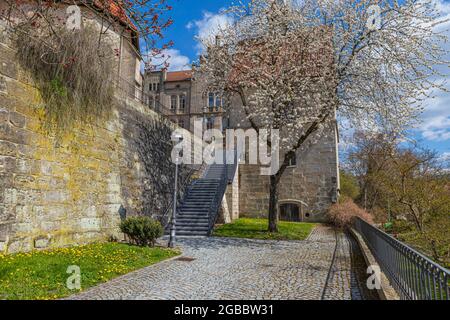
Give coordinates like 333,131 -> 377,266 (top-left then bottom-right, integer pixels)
143,69 -> 340,222
143,70 -> 226,131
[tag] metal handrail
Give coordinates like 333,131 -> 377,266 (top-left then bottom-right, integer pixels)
113,75 -> 176,116
353,217 -> 450,300
206,149 -> 238,235
159,166 -> 195,229
207,170 -> 227,235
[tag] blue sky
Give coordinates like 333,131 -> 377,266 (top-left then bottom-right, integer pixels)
158,0 -> 450,161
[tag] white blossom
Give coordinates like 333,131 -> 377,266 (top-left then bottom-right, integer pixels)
196,0 -> 448,158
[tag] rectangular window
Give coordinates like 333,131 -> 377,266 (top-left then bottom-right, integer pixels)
215,95 -> 222,109
178,120 -> 185,128
150,83 -> 159,91
179,95 -> 186,112
207,92 -> 223,111
171,95 -> 177,110
287,151 -> 297,167
208,92 -> 215,109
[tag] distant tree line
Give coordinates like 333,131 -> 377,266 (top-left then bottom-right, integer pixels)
341,131 -> 450,267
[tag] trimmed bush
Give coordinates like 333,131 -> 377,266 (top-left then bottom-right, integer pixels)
119,216 -> 163,247
327,198 -> 374,228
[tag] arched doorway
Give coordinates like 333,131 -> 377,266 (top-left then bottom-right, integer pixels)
278,200 -> 308,222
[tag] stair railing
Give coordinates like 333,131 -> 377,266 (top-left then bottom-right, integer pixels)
159,163 -> 206,229
206,149 -> 238,235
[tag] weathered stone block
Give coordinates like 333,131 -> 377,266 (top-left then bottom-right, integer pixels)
40,221 -> 60,232
0,223 -> 10,240
104,193 -> 122,204
7,238 -> 32,253
40,161 -> 53,175
44,191 -> 68,203
46,206 -> 66,221
0,48 -> 18,79
9,111 -> 26,128
0,122 -> 12,140
3,188 -> 17,204
0,140 -> 16,156
0,108 -> 8,122
0,240 -> 7,252
0,76 -> 7,94
15,158 -> 32,174
79,218 -> 101,231
34,237 -> 50,249
11,222 -> 32,234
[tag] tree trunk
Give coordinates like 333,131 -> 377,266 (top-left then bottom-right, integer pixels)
268,174 -> 280,232
268,152 -> 294,232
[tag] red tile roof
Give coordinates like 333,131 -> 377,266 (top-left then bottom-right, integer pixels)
93,0 -> 137,31
166,70 -> 193,82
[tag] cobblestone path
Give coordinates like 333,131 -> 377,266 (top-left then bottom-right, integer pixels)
69,225 -> 378,300
322,231 -> 380,300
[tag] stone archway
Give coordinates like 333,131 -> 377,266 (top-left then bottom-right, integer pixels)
278,199 -> 308,222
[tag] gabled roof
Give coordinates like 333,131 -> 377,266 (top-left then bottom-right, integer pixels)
166,70 -> 193,82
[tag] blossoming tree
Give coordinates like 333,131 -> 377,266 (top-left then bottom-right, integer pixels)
198,0 -> 448,232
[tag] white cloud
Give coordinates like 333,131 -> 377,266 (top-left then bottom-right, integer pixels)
186,10 -> 234,54
151,49 -> 191,71
438,151 -> 450,160
417,0 -> 450,142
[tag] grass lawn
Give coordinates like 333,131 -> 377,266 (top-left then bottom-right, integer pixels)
213,218 -> 317,241
0,242 -> 179,300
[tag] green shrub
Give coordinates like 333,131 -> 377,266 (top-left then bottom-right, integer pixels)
119,216 -> 163,247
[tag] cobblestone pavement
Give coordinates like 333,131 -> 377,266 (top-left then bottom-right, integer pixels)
322,231 -> 379,300
69,225 -> 378,300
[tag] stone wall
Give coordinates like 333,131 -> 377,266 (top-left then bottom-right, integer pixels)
218,163 -> 240,224
238,123 -> 339,222
0,35 -> 182,253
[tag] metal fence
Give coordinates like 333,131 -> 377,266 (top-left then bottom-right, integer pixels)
354,217 -> 450,300
113,75 -> 176,117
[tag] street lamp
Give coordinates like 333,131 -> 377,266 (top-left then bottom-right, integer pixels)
203,105 -> 208,131
168,133 -> 183,248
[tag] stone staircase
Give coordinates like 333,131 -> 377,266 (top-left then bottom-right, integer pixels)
172,157 -> 237,237
175,179 -> 221,236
